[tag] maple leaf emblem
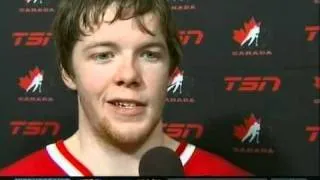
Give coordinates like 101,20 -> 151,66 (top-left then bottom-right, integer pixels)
18,67 -> 44,93
233,17 -> 261,47
234,113 -> 261,141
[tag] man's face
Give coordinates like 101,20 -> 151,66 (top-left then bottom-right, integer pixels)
63,7 -> 171,148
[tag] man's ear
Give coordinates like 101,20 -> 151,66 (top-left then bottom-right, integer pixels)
61,68 -> 77,90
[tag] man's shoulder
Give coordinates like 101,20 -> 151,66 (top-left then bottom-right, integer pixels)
0,145 -> 65,176
184,144 -> 252,176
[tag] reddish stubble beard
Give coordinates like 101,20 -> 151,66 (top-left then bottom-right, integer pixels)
78,88 -> 167,154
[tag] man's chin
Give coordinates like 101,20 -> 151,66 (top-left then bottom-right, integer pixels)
97,125 -> 154,153
93,116 -> 161,152
106,132 -> 151,153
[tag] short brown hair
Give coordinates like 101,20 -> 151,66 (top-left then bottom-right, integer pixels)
52,0 -> 182,78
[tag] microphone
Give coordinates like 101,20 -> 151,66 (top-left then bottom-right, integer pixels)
139,146 -> 184,176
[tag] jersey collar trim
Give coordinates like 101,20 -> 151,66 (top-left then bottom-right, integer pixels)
46,140 -> 195,176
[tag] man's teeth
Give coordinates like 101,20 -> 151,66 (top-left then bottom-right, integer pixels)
114,102 -> 137,107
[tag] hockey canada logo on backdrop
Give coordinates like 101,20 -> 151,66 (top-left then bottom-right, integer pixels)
306,125 -> 320,143
166,68 -> 195,103
232,17 -> 272,56
167,0 -> 196,11
234,114 -> 261,144
234,18 -> 261,48
233,114 -> 274,154
18,67 -> 43,93
25,0 -> 43,4
17,67 -> 54,102
19,0 -> 54,13
168,68 -> 184,94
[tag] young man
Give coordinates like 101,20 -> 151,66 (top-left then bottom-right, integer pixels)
1,0 -> 251,176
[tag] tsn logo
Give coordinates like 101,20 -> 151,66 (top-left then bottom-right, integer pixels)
163,123 -> 204,139
179,30 -> 204,45
306,126 -> 320,143
225,76 -> 281,92
305,26 -> 319,42
10,121 -> 61,136
13,32 -> 52,47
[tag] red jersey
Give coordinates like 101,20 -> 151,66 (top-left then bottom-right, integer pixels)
0,141 -> 251,176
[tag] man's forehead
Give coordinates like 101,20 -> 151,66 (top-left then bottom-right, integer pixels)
77,8 -> 165,48
80,3 -> 162,36
103,2 -> 157,22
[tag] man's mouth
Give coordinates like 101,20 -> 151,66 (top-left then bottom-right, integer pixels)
107,99 -> 146,108
106,99 -> 147,116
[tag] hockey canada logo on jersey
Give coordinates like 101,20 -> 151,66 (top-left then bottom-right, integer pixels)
232,114 -> 274,154
232,17 -> 272,56
166,68 -> 195,104
17,67 -> 54,102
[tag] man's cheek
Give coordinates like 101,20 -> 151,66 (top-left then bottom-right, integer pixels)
147,70 -> 170,84
82,69 -> 109,85
78,75 -> 107,94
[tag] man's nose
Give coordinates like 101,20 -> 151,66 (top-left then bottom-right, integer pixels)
112,59 -> 142,88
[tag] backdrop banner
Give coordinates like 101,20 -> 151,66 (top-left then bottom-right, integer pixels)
0,0 -> 319,176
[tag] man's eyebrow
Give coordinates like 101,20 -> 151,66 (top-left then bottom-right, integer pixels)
137,41 -> 168,51
83,41 -> 120,52
83,40 -> 167,52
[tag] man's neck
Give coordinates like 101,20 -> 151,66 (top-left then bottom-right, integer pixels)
64,121 -> 179,176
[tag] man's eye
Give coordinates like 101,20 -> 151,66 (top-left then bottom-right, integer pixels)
92,52 -> 114,63
141,51 -> 161,62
